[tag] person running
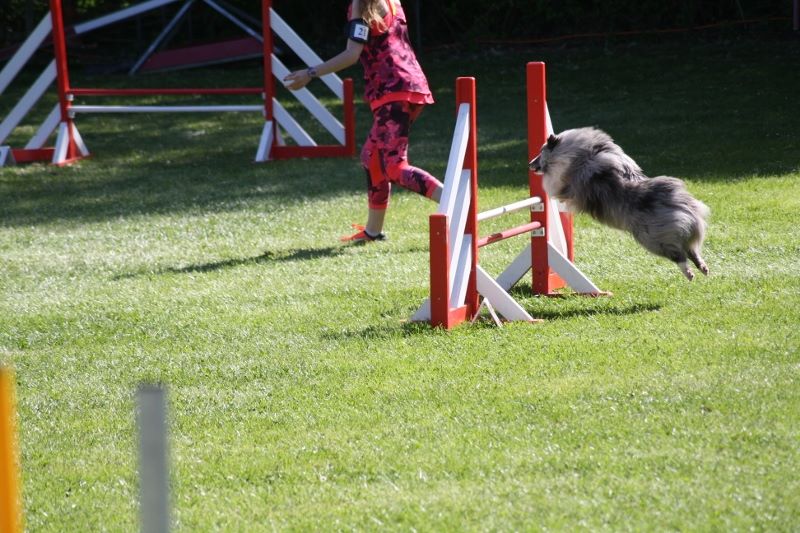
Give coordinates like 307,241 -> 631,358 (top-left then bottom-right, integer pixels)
284,0 -> 442,242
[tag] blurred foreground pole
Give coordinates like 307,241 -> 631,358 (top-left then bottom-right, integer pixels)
0,366 -> 22,533
137,385 -> 171,533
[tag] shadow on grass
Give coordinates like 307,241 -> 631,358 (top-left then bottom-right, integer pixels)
115,245 -> 346,279
525,301 -> 662,321
320,298 -> 662,340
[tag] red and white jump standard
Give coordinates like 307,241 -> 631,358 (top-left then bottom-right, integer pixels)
412,63 -> 604,329
0,0 -> 356,166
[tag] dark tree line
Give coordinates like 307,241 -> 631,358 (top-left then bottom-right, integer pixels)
1,0 -> 791,51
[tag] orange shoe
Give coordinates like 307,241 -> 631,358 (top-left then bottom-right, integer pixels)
340,224 -> 387,242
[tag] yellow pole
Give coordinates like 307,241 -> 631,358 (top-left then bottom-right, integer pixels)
0,366 -> 22,533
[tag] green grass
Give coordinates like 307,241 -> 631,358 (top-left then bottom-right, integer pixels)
2,31 -> 799,530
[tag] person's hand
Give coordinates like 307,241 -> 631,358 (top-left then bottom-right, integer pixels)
283,70 -> 311,91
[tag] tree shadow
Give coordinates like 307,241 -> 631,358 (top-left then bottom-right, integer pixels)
115,245 -> 346,279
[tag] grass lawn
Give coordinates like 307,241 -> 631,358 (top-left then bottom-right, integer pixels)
1,29 -> 799,530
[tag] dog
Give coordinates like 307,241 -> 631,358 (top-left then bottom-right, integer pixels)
529,127 -> 709,280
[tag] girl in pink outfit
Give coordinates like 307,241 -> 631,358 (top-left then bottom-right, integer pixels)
284,0 -> 443,242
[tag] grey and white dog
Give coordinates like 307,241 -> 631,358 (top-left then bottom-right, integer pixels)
529,127 -> 710,280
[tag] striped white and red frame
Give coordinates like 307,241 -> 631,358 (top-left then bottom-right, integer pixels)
0,0 -> 356,165
412,63 -> 604,329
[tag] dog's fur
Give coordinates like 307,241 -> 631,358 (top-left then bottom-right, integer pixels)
529,127 -> 709,280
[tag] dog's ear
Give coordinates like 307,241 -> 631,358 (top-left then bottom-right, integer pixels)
546,134 -> 560,150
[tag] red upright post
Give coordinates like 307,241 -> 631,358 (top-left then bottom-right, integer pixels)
49,0 -> 81,163
261,0 -> 275,147
527,62 -> 567,295
456,76 -> 480,319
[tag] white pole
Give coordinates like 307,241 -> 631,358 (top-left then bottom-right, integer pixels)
74,0 -> 182,35
0,62 -> 57,145
69,105 -> 263,114
477,196 -> 543,222
0,14 -> 52,95
137,385 -> 171,533
269,8 -> 343,99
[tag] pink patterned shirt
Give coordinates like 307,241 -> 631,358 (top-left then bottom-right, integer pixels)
348,1 -> 434,110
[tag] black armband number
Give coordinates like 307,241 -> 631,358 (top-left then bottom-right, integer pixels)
348,18 -> 370,43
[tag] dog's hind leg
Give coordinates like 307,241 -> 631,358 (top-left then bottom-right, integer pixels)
688,248 -> 709,276
661,244 -> 695,281
677,261 -> 694,281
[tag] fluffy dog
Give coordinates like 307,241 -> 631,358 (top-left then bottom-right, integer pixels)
529,127 -> 709,280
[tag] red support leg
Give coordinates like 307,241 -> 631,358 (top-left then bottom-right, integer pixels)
429,214 -> 452,329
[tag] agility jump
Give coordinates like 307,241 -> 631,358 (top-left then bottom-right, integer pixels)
412,63 -> 605,329
0,0 -> 355,166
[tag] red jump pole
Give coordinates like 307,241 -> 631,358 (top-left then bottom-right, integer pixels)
527,62 -> 566,295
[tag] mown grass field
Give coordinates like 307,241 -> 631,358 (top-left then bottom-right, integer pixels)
1,30 -> 799,530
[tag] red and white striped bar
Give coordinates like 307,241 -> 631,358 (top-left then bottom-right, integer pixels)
477,221 -> 542,248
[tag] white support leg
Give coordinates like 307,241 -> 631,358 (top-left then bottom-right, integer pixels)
255,121 -> 274,162
476,265 -> 534,322
549,198 -> 568,257
471,297 -> 503,327
272,99 -> 315,147
411,298 -> 431,323
52,122 -> 70,164
547,243 -> 602,294
0,146 -> 16,167
26,104 -> 61,149
70,123 -> 90,157
496,243 -> 533,291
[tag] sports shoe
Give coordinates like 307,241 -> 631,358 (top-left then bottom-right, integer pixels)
340,223 -> 387,242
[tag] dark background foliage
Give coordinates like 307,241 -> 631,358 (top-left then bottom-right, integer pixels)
1,0 -> 792,53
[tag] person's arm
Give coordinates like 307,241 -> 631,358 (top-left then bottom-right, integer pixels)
283,38 -> 364,91
283,0 -> 364,91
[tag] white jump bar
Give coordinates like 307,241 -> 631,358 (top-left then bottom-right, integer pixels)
477,196 -> 543,222
69,105 -> 263,114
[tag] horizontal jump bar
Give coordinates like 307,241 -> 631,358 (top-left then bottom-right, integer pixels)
477,196 -> 543,222
477,221 -> 542,248
70,88 -> 264,96
70,105 -> 263,114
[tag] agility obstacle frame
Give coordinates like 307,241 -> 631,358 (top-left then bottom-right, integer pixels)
0,0 -> 356,166
412,63 -> 604,329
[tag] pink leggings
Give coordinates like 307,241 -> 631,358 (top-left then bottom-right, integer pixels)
361,101 -> 443,209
